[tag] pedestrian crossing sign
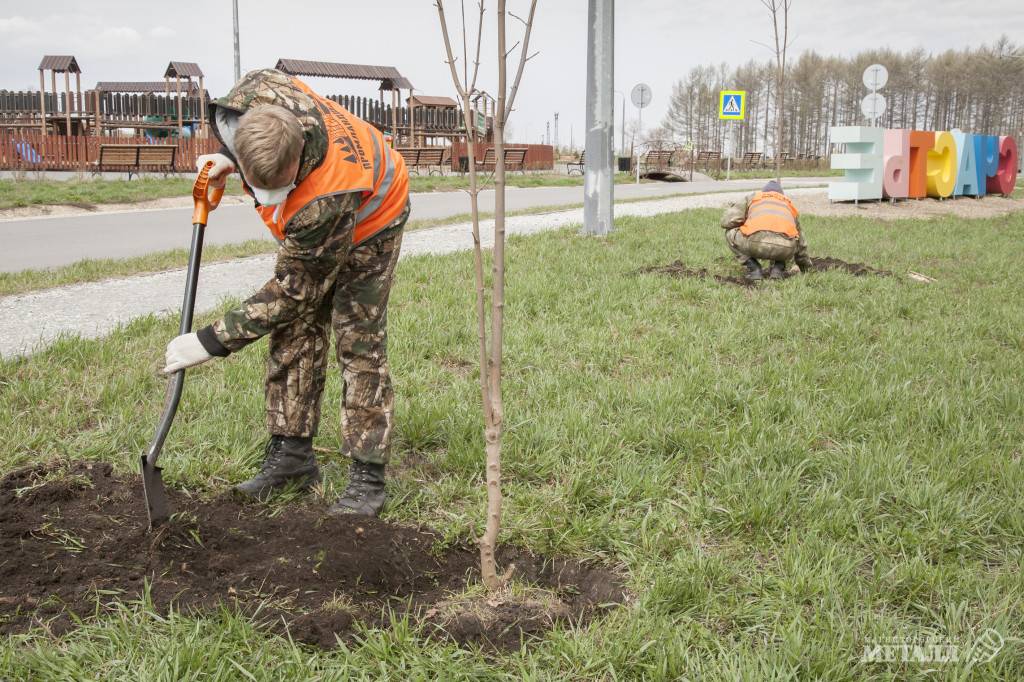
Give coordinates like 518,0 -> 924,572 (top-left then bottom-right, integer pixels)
719,90 -> 746,120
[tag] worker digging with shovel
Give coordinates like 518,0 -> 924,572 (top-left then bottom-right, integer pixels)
163,69 -> 410,517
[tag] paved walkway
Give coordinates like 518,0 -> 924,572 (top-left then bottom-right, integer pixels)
0,188 -> 824,359
0,178 -> 832,272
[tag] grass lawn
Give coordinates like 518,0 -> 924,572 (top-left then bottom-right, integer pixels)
0,173 -> 641,209
2,207 -> 1023,679
0,177 -> 246,209
724,167 -> 842,180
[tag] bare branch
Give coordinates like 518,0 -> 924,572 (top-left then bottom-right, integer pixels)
461,0 -> 469,87
470,1 -> 485,92
504,40 -> 521,60
503,0 -> 538,121
435,0 -> 469,99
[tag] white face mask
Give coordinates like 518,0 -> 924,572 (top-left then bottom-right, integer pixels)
251,183 -> 294,207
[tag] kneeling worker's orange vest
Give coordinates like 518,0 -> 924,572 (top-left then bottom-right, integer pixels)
253,78 -> 408,245
740,191 -> 800,239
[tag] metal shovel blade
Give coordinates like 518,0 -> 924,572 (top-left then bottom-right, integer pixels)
142,454 -> 170,527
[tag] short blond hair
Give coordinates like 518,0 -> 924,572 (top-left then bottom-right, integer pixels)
235,105 -> 303,187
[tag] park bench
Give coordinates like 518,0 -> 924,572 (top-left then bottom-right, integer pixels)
695,150 -> 722,174
640,149 -> 675,175
91,144 -> 177,180
398,147 -> 447,175
741,151 -> 762,170
566,150 -> 585,176
481,147 -> 528,173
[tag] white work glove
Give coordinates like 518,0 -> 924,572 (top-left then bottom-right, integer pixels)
195,153 -> 235,188
163,332 -> 213,374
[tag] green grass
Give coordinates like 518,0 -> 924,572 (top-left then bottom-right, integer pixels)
407,171 -> 641,193
0,173 -> 642,210
724,167 -> 842,180
0,177 -> 246,209
2,205 -> 1023,678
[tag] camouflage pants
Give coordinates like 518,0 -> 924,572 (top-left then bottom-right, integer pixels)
265,219 -> 405,465
726,227 -> 810,267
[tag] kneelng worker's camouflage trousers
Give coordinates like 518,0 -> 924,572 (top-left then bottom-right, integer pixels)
265,221 -> 405,465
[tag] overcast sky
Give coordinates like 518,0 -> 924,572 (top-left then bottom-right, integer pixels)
1,1 -> 1021,147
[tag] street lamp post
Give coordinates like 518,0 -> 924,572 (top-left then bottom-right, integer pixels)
584,0 -> 614,237
233,0 -> 241,82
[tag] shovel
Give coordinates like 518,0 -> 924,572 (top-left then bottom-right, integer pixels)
142,161 -> 223,528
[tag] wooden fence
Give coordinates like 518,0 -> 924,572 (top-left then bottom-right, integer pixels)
0,132 -> 220,171
1,90 -> 468,137
450,141 -> 554,170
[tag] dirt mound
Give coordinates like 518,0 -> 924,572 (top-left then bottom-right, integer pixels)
0,463 -> 625,650
639,256 -> 890,287
809,256 -> 892,277
638,261 -> 755,287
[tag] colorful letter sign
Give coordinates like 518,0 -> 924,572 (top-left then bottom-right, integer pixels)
926,132 -> 957,198
830,126 -> 1017,201
883,129 -> 909,199
987,136 -> 1019,195
828,126 -> 883,202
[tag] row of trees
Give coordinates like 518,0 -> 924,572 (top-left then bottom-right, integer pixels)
655,37 -> 1024,159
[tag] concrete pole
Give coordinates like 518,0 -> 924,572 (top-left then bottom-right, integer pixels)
583,0 -> 614,236
233,0 -> 241,82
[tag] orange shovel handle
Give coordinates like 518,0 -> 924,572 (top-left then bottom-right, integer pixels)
192,161 -> 225,225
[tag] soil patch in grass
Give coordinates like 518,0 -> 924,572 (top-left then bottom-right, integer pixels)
809,256 -> 892,277
639,256 -> 891,287
0,462 -> 624,650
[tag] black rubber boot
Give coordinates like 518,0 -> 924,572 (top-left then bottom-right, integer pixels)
769,260 -> 787,280
328,460 -> 387,517
743,258 -> 764,281
234,436 -> 320,499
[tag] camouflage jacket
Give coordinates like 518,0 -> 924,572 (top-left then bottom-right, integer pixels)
720,192 -> 802,234
196,69 -> 362,355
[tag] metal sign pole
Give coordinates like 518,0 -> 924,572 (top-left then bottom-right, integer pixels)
726,121 -> 732,181
630,103 -> 638,183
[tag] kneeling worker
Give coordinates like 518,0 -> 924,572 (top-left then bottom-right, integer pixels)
162,69 -> 410,517
720,180 -> 813,281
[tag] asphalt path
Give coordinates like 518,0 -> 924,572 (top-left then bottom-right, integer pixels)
1,177 -> 832,272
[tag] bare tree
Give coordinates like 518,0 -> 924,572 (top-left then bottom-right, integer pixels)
436,0 -> 537,593
758,0 -> 793,181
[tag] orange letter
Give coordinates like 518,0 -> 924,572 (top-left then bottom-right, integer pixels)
907,131 -> 933,199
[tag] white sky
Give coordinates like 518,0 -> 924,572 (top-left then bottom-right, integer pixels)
1,1 -> 1021,147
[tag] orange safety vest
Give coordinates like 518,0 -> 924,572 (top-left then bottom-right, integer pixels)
740,191 -> 800,239
252,78 -> 408,245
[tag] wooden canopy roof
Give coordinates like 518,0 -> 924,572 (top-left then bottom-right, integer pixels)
275,58 -> 413,90
39,55 -> 81,73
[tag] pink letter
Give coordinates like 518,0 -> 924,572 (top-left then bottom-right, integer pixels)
883,129 -> 910,199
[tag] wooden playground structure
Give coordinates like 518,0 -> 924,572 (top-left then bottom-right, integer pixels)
0,55 -> 550,173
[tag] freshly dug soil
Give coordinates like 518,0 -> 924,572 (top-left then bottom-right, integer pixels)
0,463 -> 625,650
638,261 -> 756,288
639,256 -> 891,287
808,256 -> 892,277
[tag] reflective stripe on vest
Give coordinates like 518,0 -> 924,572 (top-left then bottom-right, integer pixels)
739,191 -> 800,239
253,77 -> 409,245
